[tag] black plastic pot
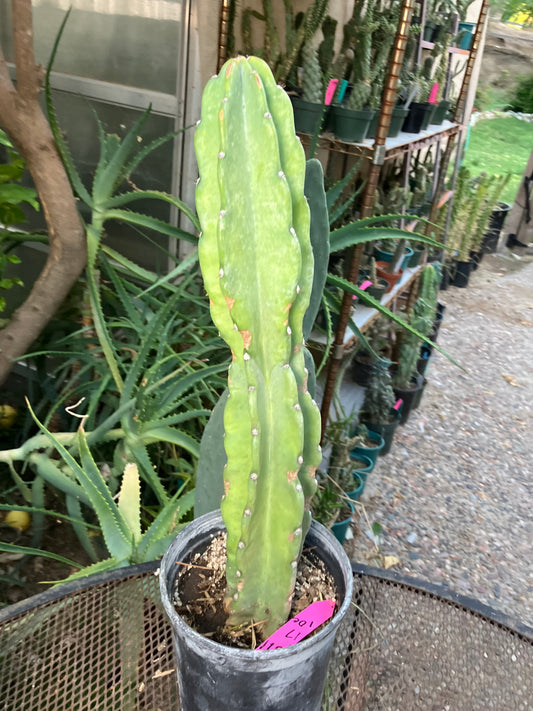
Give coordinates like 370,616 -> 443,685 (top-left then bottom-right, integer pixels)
412,376 -> 428,410
470,249 -> 483,270
393,376 -> 424,425
481,202 -> 512,253
402,102 -> 434,134
364,277 -> 389,300
352,353 -> 377,386
451,259 -> 472,288
159,511 -> 354,711
439,263 -> 451,291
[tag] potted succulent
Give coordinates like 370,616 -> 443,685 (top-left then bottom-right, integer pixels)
291,41 -> 326,135
391,265 -> 438,422
158,57 -> 353,711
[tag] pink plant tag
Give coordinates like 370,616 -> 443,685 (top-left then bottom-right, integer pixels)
359,280 -> 372,291
325,79 -> 339,106
256,599 -> 335,651
428,82 -> 439,104
394,398 -> 403,411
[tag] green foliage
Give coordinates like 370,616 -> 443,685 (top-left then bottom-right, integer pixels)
392,264 -> 438,389
493,0 -> 533,25
0,129 -> 47,315
461,117 -> 530,203
507,73 -> 533,113
0,408 -> 194,580
240,0 -> 329,83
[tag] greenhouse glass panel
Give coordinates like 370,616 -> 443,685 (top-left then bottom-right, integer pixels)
1,0 -> 182,95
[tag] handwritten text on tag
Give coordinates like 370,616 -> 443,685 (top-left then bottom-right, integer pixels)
256,599 -> 335,651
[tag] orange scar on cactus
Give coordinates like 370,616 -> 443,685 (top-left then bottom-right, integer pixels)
240,330 -> 252,349
287,470 -> 298,482
225,295 -> 235,309
224,480 -> 230,495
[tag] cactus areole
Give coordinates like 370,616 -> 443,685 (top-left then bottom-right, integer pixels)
195,56 -> 322,637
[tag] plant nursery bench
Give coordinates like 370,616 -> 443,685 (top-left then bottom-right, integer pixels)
0,562 -> 531,710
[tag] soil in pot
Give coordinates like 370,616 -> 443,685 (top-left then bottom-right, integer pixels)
172,531 -> 338,649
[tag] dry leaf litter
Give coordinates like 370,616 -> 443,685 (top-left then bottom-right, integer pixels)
347,252 -> 533,629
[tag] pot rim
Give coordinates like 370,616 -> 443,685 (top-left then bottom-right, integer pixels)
159,510 -> 354,660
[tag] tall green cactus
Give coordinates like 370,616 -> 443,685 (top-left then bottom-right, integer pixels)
195,56 -> 322,637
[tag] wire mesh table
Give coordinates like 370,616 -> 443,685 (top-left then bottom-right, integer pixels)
0,561 -> 531,710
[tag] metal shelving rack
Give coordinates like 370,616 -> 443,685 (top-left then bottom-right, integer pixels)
317,0 -> 490,431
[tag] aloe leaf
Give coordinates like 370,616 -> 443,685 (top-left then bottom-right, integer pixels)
44,9 -> 92,207
139,249 -> 199,295
104,189 -> 200,232
92,107 -> 152,202
137,489 -> 194,560
66,495 -> 100,563
330,225 -> 446,253
138,424 -> 200,458
117,464 -> 142,544
326,159 -> 362,211
194,390 -> 228,517
28,452 -> 91,506
123,441 -> 168,506
0,542 -> 83,569
102,209 -> 198,243
326,273 -> 464,369
46,557 -> 129,584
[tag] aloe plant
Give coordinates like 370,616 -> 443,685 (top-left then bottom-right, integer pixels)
0,405 -> 195,580
195,56 -> 322,637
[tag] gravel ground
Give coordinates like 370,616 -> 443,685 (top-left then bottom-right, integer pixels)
348,251 -> 533,629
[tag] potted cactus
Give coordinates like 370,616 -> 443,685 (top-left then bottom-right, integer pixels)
291,41 -> 326,135
392,265 -> 438,422
158,57 -> 353,711
360,359 -> 400,455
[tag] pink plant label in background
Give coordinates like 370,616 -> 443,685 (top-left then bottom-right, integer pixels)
394,398 -> 403,411
359,280 -> 372,291
325,79 -> 339,106
256,599 -> 336,651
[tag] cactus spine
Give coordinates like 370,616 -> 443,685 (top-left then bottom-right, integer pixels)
195,57 -> 321,637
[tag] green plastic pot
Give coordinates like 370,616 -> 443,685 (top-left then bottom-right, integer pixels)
366,106 -> 409,139
348,452 -> 374,475
361,410 -> 400,456
430,100 -> 451,125
350,430 -> 385,465
290,96 -> 326,135
407,243 -> 426,267
347,473 -> 365,502
331,105 -> 375,143
331,502 -> 355,544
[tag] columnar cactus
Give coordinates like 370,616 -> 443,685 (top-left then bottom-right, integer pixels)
195,56 -> 322,637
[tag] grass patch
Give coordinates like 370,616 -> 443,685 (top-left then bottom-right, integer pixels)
461,117 -> 533,203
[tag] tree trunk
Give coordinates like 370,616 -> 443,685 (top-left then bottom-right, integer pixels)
0,0 -> 86,387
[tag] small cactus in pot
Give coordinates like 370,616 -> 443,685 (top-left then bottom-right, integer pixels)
195,56 -> 323,637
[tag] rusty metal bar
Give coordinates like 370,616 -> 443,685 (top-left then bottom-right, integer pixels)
320,0 -> 415,438
217,0 -> 231,72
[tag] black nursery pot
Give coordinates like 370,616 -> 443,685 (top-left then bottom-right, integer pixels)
451,259 -> 472,288
393,376 -> 424,425
402,102 -> 434,134
159,511 -> 354,711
